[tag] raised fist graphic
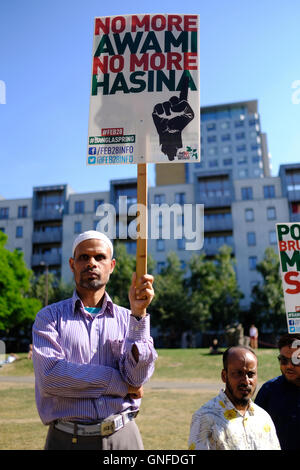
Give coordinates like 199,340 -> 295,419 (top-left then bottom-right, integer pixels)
152,75 -> 194,161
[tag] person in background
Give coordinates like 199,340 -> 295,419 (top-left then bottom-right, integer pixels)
188,346 -> 280,450
249,324 -> 258,349
255,333 -> 300,450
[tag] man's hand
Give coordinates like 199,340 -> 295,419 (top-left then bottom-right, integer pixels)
129,273 -> 154,318
127,384 -> 144,399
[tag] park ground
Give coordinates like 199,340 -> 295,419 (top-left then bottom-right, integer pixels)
0,348 -> 280,450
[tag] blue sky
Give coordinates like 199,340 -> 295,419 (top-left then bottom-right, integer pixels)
0,0 -> 300,199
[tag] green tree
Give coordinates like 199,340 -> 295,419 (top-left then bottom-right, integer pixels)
0,232 -> 42,336
250,247 -> 286,331
210,245 -> 243,329
149,251 -> 189,345
187,245 -> 242,330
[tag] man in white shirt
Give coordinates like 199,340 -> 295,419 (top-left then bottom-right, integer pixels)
188,346 -> 280,450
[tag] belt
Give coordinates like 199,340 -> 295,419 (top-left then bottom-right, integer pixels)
53,410 -> 138,437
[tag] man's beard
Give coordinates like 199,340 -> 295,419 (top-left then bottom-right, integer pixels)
79,269 -> 107,291
225,379 -> 254,407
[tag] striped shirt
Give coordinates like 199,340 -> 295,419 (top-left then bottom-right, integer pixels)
32,290 -> 157,425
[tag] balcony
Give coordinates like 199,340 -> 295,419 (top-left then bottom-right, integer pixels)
32,229 -> 62,244
31,252 -> 62,267
33,207 -> 64,221
204,216 -> 233,232
202,238 -> 235,256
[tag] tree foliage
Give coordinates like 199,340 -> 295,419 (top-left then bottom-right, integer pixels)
250,247 -> 286,331
0,232 -> 42,335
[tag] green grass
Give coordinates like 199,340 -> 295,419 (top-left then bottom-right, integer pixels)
0,348 -> 281,450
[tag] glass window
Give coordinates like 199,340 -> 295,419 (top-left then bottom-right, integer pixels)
234,120 -> 244,128
235,132 -> 245,140
267,207 -> 276,220
75,201 -> 85,214
175,193 -> 185,205
236,144 -> 247,152
94,199 -> 104,212
220,121 -> 230,129
245,208 -> 254,221
154,194 -> 166,204
264,185 -> 275,199
18,206 -> 28,218
0,207 -> 9,219
241,187 -> 253,200
247,232 -> 256,246
16,226 -> 23,238
207,135 -> 217,143
269,231 -> 277,245
221,134 -> 231,142
223,158 -> 233,166
74,221 -> 82,234
157,262 -> 166,274
249,256 -> 257,270
177,238 -> 185,250
156,239 -> 165,251
206,123 -> 216,131
0,227 -> 5,232
209,160 -> 218,168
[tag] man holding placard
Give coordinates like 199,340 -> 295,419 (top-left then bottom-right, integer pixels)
32,231 -> 157,450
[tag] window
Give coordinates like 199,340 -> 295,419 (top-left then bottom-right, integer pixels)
221,134 -> 231,142
234,120 -> 244,128
267,207 -> 276,220
235,132 -> 245,140
154,194 -> 166,204
264,185 -> 275,199
0,207 -> 9,219
209,160 -> 218,168
222,145 -> 232,154
177,238 -> 185,250
236,144 -> 247,152
16,226 -> 23,238
238,156 -> 247,165
220,121 -> 230,130
94,199 -> 104,212
157,262 -> 166,274
269,230 -> 277,245
223,158 -> 233,166
74,221 -> 82,234
0,227 -> 5,233
207,135 -> 217,143
175,193 -> 185,205
249,256 -> 257,270
206,123 -> 216,131
245,208 -> 254,221
156,239 -> 165,251
247,232 -> 256,246
208,146 -> 218,156
75,201 -> 85,214
241,187 -> 253,200
18,206 -> 28,218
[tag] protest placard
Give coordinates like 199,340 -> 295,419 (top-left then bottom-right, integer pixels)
277,223 -> 300,333
87,13 -> 200,166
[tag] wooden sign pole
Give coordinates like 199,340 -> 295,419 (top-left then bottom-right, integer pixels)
136,163 -> 148,314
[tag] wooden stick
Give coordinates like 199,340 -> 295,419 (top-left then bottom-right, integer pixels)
136,163 -> 148,312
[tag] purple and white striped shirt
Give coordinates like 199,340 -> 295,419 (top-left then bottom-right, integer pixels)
32,290 -> 157,425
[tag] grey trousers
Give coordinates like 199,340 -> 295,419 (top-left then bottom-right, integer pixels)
44,420 -> 144,450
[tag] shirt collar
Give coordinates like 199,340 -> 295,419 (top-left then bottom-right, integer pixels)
218,389 -> 255,416
72,290 -> 115,317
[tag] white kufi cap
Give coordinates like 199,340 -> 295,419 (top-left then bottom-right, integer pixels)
72,230 -> 113,258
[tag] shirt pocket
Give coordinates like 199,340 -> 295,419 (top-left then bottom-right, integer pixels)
107,339 -> 124,368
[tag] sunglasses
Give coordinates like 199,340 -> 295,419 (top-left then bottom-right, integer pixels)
277,354 -> 300,366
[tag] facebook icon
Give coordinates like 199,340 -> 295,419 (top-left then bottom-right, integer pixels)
89,147 -> 97,155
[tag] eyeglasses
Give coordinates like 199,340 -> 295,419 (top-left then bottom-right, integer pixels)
277,354 -> 300,366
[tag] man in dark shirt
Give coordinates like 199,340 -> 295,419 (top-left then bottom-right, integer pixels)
255,333 -> 300,450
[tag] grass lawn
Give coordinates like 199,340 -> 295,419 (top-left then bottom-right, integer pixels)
0,348 -> 280,450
